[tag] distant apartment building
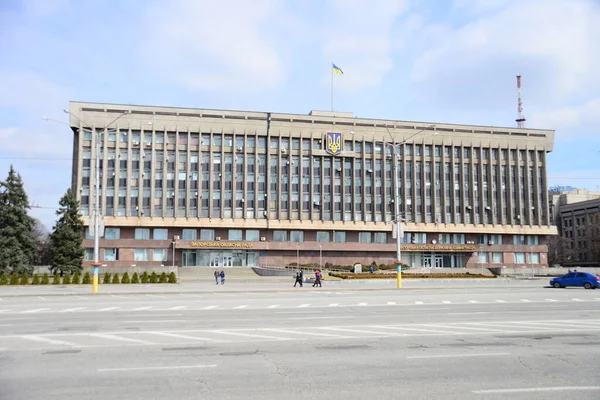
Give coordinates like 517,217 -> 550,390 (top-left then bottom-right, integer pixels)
555,196 -> 600,267
69,101 -> 557,270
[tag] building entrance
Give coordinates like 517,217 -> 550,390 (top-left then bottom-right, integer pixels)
182,250 -> 259,267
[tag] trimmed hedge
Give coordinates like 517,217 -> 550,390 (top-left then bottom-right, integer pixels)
62,274 -> 71,284
149,272 -> 158,284
32,274 -> 40,285
131,272 -> 140,284
121,272 -> 130,284
141,271 -> 149,284
10,272 -> 19,285
103,273 -> 112,284
82,272 -> 91,284
19,274 -> 30,285
112,273 -> 121,284
329,272 -> 497,280
0,273 -> 8,285
72,272 -> 81,284
168,272 -> 177,283
52,274 -> 61,284
41,273 -> 50,285
159,272 -> 168,283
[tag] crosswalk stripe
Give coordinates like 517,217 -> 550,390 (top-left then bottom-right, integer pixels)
545,299 -> 558,302
22,335 -> 76,346
358,302 -> 368,306
202,306 -> 218,310
267,305 -> 279,309
320,327 -> 400,336
89,333 -> 154,345
264,328 -> 350,338
572,299 -> 584,302
234,305 -> 248,309
21,308 -> 49,313
0,310 -> 11,313
387,302 -> 396,305
495,300 -> 506,303
150,332 -> 225,342
61,308 -> 86,313
442,301 -> 451,304
376,325 -> 459,335
329,303 -> 340,307
423,324 -> 504,332
520,299 -> 531,303
168,306 -> 187,310
414,301 -> 424,305
98,307 -> 120,312
298,304 -> 310,308
212,331 -> 290,340
468,300 -> 479,304
133,307 -> 152,311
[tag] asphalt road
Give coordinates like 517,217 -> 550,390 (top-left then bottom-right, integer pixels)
1,286 -> 599,400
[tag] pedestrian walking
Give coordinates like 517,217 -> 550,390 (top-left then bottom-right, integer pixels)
214,270 -> 219,285
294,271 -> 303,287
316,269 -> 322,287
220,270 -> 225,285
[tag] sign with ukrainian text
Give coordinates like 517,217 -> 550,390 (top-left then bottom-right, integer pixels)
325,132 -> 342,156
400,244 -> 477,252
189,242 -> 254,249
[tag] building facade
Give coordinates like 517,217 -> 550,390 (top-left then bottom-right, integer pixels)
70,101 -> 557,270
556,198 -> 600,267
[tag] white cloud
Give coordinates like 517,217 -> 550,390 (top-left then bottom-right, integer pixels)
139,0 -> 284,92
322,0 -> 410,91
410,0 -> 600,104
529,97 -> 600,133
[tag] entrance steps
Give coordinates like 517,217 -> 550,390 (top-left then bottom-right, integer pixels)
177,267 -> 290,283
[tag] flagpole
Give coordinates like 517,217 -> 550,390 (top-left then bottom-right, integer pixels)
330,62 -> 333,112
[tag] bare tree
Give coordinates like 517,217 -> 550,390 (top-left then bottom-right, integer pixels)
546,235 -> 574,267
32,219 -> 52,266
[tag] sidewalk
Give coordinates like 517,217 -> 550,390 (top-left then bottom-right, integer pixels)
0,277 -> 545,297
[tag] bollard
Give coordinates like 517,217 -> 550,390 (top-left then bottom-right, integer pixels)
396,261 -> 402,289
91,263 -> 101,293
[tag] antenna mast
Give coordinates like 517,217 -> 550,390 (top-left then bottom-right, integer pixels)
516,73 -> 526,128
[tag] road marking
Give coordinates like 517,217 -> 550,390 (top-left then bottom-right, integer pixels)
128,320 -> 187,324
298,304 -> 311,308
267,305 -> 279,309
150,332 -> 225,342
22,335 -> 76,346
75,296 -> 87,300
98,364 -> 217,373
387,302 -> 396,305
98,307 -> 120,312
414,301 -> 424,305
329,303 -> 340,307
375,325 -> 459,335
495,300 -> 506,303
0,310 -> 12,313
234,305 -> 248,309
202,306 -> 218,310
110,295 -> 128,299
264,328 -> 350,338
133,307 -> 152,311
61,307 -> 86,313
408,352 -> 510,360
358,302 -> 368,306
320,327 -> 402,336
288,316 -> 353,320
442,301 -> 451,304
212,330 -> 291,340
21,308 -> 49,313
168,306 -> 187,310
572,298 -> 584,302
448,312 -> 489,315
545,299 -> 558,302
37,296 -> 46,301
468,300 -> 479,303
146,295 -> 166,298
472,386 -> 600,394
423,324 -> 502,332
89,333 -> 154,345
520,299 -> 531,303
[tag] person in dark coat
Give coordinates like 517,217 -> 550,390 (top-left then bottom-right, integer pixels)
220,270 -> 225,285
214,270 -> 219,285
294,271 -> 303,287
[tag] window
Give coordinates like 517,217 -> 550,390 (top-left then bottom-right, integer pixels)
84,248 -> 94,261
438,234 -> 451,244
492,252 -> 503,264
290,231 -> 304,242
529,253 -> 540,264
200,229 -> 214,240
228,229 -> 243,241
152,249 -> 168,262
477,252 -> 489,263
317,231 -> 330,243
527,235 -> 539,245
477,234 -> 488,244
374,232 -> 387,244
333,231 -> 346,243
273,231 -> 287,242
153,228 -> 168,240
359,232 -> 372,243
411,233 -> 426,244
453,234 -> 465,244
135,228 -> 150,240
104,228 -> 120,240
513,235 -> 525,245
85,228 -> 94,239
490,234 -> 502,245
182,229 -> 197,240
104,248 -> 119,261
134,248 -> 149,261
514,252 -> 526,264
246,230 -> 260,241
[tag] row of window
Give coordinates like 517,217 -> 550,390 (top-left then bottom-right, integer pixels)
84,248 -> 168,262
84,131 -> 545,162
87,228 -> 540,246
476,252 -> 541,264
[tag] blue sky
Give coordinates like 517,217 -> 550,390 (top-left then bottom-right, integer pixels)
1,0 -> 599,229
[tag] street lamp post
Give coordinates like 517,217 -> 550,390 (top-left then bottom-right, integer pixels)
392,144 -> 403,289
319,245 -> 322,270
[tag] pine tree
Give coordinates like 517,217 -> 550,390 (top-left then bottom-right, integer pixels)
49,188 -> 84,275
0,166 -> 36,275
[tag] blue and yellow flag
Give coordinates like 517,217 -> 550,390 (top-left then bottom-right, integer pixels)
332,63 -> 344,76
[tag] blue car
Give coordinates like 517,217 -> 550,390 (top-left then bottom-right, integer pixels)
550,272 -> 599,289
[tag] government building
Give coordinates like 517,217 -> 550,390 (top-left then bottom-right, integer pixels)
70,101 -> 557,270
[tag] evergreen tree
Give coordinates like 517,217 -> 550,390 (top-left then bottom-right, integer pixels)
49,188 -> 84,275
0,166 -> 36,275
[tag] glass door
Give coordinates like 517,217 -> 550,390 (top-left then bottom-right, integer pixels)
435,255 -> 443,268
423,255 -> 432,268
210,252 -> 220,267
222,252 -> 233,267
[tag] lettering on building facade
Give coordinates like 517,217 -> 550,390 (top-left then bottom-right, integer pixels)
189,242 -> 254,249
400,244 -> 477,251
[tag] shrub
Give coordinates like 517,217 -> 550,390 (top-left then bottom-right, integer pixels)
62,274 -> 71,284
168,272 -> 177,283
20,274 -> 30,285
103,273 -> 112,284
112,273 -> 120,284
131,272 -> 140,284
41,273 -> 50,285
0,273 -> 8,285
72,272 -> 81,284
82,272 -> 91,284
149,272 -> 158,284
52,274 -> 61,285
10,272 -> 20,285
31,274 -> 40,285
121,272 -> 130,284
141,271 -> 149,284
159,272 -> 168,283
